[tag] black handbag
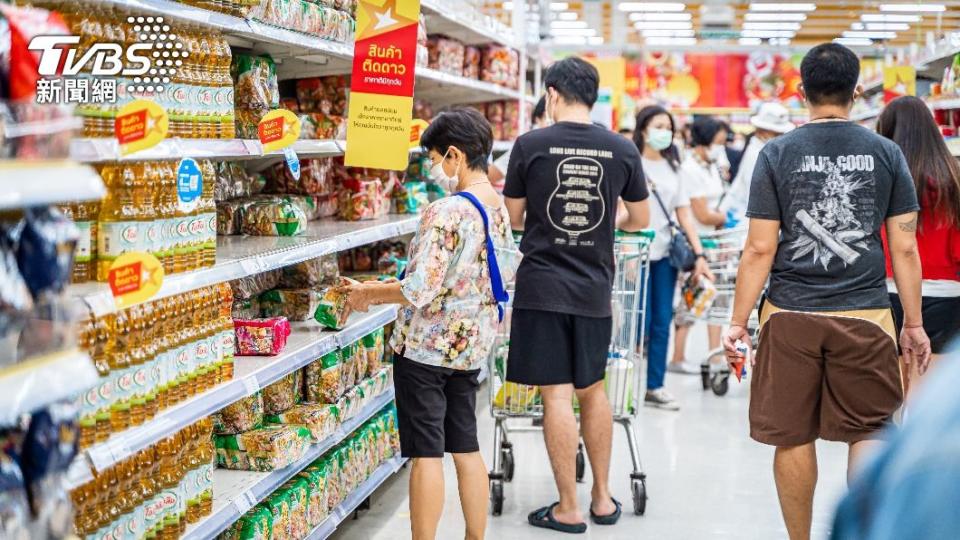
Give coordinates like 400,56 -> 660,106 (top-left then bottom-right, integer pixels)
650,183 -> 697,272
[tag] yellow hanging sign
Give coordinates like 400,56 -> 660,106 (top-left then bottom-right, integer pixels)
258,109 -> 302,153
883,66 -> 916,104
108,251 -> 165,309
115,99 -> 168,156
410,118 -> 429,149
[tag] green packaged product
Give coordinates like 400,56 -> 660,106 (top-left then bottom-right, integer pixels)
340,342 -> 357,389
313,278 -> 357,329
298,463 -> 328,527
241,200 -> 307,236
215,425 -> 312,471
264,402 -> 338,441
264,489 -> 291,540
283,477 -> 310,539
261,372 -> 300,414
361,327 -> 384,377
304,350 -> 343,403
259,288 -> 323,321
213,393 -> 264,435
319,453 -> 341,510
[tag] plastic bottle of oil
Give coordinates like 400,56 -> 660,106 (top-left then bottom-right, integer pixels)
175,294 -> 194,404
211,34 -> 235,139
155,437 -> 181,540
97,162 -> 141,282
199,160 -> 217,267
128,304 -> 148,426
198,417 -> 215,517
157,161 -> 178,275
175,432 -> 189,537
118,457 -> 144,539
93,314 -> 114,443
109,308 -> 133,432
184,424 -> 202,524
59,201 -> 99,283
77,317 -> 99,449
139,447 -> 162,540
103,467 -> 123,540
218,282 -> 235,383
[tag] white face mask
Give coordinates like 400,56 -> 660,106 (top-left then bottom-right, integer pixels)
729,139 -> 745,152
708,144 -> 726,162
430,149 -> 460,193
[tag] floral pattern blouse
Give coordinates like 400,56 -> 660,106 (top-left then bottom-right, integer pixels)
391,195 -> 518,371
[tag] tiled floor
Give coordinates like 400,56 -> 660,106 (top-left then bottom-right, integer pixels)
333,323 -> 849,539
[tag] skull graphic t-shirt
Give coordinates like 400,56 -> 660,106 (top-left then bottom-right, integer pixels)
503,121 -> 649,317
746,121 -> 919,311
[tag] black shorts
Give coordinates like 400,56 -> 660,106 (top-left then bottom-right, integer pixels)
890,294 -> 960,354
505,308 -> 612,389
393,355 -> 481,458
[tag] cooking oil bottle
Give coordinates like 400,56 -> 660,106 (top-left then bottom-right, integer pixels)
212,34 -> 235,139
198,417 -> 215,517
139,447 -> 161,540
109,308 -> 133,432
199,160 -> 217,267
218,281 -> 235,382
59,201 -> 99,283
156,437 -> 181,540
184,424 -> 203,524
93,314 -> 114,443
157,161 -> 178,274
97,162 -> 141,282
77,317 -> 99,449
141,300 -> 160,420
128,304 -> 148,427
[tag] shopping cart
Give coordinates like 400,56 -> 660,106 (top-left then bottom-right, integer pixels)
487,230 -> 654,517
673,226 -> 760,396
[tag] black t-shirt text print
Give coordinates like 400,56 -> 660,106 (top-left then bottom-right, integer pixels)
504,122 -> 649,317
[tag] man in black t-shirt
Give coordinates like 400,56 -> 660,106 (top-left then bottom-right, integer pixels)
503,57 -> 649,532
722,43 -> 931,540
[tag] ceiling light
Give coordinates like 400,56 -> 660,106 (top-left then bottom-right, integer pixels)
861,14 -> 921,22
834,37 -> 874,46
866,22 -> 910,31
749,3 -> 816,11
740,29 -> 796,38
842,30 -> 897,39
769,37 -> 791,46
738,37 -> 763,45
629,12 -> 692,21
553,35 -> 587,44
550,27 -> 597,36
744,13 -> 807,21
645,37 -> 698,45
618,2 -> 686,12
556,12 -> 579,20
634,21 -> 693,30
742,22 -> 802,31
851,22 -> 865,30
587,36 -> 604,45
551,20 -> 588,28
550,2 -> 569,10
642,29 -> 696,37
879,3 -> 944,12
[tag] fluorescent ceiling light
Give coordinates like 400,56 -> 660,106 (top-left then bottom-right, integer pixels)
879,3 -> 945,12
835,37 -> 874,46
618,2 -> 686,12
843,30 -> 897,39
551,20 -> 588,28
861,13 -> 921,22
645,37 -> 698,45
553,35 -> 587,44
738,37 -> 763,45
629,12 -> 692,21
749,3 -> 816,11
851,22 -> 865,30
742,22 -> 802,30
769,37 -> 791,46
642,29 -> 696,37
744,13 -> 807,21
740,29 -> 796,38
550,2 -> 569,10
551,27 -> 597,36
634,21 -> 693,30
556,12 -> 579,20
866,22 -> 910,31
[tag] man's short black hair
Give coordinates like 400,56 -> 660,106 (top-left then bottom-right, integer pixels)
543,56 -> 599,107
690,116 -> 725,147
420,107 -> 492,173
800,43 -> 860,106
532,95 -> 546,124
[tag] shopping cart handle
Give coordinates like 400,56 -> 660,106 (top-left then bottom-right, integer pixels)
511,230 -> 524,242
615,229 -> 656,239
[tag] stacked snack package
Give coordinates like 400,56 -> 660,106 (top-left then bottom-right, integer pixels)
463,46 -> 482,80
427,35 -> 466,76
331,161 -> 395,221
416,14 -> 429,68
215,424 -> 312,471
248,0 -> 355,43
338,241 -> 407,280
293,75 -> 349,140
233,53 -> 279,139
234,316 -> 292,356
481,45 -> 520,89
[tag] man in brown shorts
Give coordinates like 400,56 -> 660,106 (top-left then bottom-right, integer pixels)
722,43 -> 931,540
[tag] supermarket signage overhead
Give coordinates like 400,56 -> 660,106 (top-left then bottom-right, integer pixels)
29,15 -> 182,105
883,66 -> 916,104
115,99 -> 169,155
108,252 -> 165,309
345,0 -> 422,170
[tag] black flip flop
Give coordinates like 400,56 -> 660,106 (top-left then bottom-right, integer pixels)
528,503 -> 587,534
590,497 -> 622,525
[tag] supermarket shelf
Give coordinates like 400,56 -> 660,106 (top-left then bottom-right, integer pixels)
68,305 -> 397,485
70,214 -> 419,316
930,97 -> 960,110
421,0 -> 518,49
0,161 -> 105,209
305,455 -> 407,540
0,351 -> 100,426
182,388 -> 398,540
851,107 -> 882,122
70,138 -> 346,162
416,67 -> 526,106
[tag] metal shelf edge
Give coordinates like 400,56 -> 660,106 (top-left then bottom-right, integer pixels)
0,162 -> 105,210
0,351 -> 99,427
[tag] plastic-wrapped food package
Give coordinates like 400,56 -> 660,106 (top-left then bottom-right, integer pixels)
264,158 -> 333,195
481,45 -> 520,89
19,403 -> 78,537
241,200 -> 307,236
295,75 -> 349,115
217,199 -> 252,236
231,296 -> 261,320
337,179 -> 383,221
0,226 -> 34,366
231,270 -> 282,301
319,454 -> 340,510
280,254 -> 339,288
259,288 -> 322,321
427,35 -> 466,76
222,506 -> 273,540
463,46 -> 481,79
416,14 -> 429,68
234,317 -> 292,356
264,488 -> 291,540
298,464 -> 327,527
261,372 -> 299,414
298,113 -> 346,140
232,53 -> 279,138
0,432 -> 30,540
343,341 -> 363,388
215,425 -> 312,471
214,393 -> 264,434
304,351 -> 343,403
265,403 -> 338,441
392,181 -> 428,214
313,278 -> 358,329
362,328 -> 384,377
284,477 -> 310,540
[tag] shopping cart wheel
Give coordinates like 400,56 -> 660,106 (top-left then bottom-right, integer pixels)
501,445 -> 515,483
631,478 -> 647,515
490,480 -> 504,516
711,373 -> 730,397
575,444 -> 586,483
700,363 -> 710,391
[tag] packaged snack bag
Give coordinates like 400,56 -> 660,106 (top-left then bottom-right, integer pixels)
313,278 -> 358,329
284,477 -> 310,539
241,200 -> 308,236
264,489 -> 291,540
480,45 -> 520,89
215,425 -> 312,471
261,372 -> 299,414
361,328 -> 383,377
681,275 -> 717,317
463,46 -> 481,79
259,288 -> 323,321
298,464 -> 327,526
304,351 -> 344,403
232,270 -> 283,300
340,343 -> 357,389
232,295 -> 262,320
493,382 -> 539,410
427,35 -> 466,76
280,254 -> 340,288
222,505 -> 273,540
234,317 -> 292,356
265,403 -> 338,440
214,393 -> 264,434
232,53 -> 278,136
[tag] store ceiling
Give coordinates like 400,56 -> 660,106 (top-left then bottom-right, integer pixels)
484,1 -> 960,50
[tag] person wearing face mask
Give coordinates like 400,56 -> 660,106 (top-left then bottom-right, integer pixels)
670,117 -> 729,374
631,105 -> 713,410
338,108 -> 518,540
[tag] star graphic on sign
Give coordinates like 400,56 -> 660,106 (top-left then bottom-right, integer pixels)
374,7 -> 398,30
357,0 -> 416,38
146,109 -> 166,136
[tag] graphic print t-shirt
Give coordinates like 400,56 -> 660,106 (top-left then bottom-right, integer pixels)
747,122 -> 919,311
504,121 -> 649,317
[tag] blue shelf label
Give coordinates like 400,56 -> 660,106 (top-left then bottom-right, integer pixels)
177,158 -> 202,212
284,147 -> 301,181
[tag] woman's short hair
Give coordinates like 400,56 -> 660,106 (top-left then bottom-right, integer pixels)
420,107 -> 493,173
690,116 -> 725,147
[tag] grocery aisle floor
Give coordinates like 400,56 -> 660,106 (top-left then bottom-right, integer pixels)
333,323 -> 849,539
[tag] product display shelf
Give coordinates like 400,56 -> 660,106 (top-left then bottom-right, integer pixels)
69,214 -> 419,317
420,0 -> 518,49
930,97 -> 960,110
70,138 -> 346,162
66,305 -> 397,488
304,455 -> 407,540
0,161 -> 106,210
0,350 -> 100,426
851,107 -> 882,122
414,67 -> 526,106
182,387 -> 398,540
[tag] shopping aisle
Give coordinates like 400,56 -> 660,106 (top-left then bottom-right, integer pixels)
333,324 -> 849,540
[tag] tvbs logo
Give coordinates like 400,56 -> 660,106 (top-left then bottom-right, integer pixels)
28,15 -> 183,92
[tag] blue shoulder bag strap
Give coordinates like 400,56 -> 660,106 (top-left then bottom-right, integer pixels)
454,191 -> 509,322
